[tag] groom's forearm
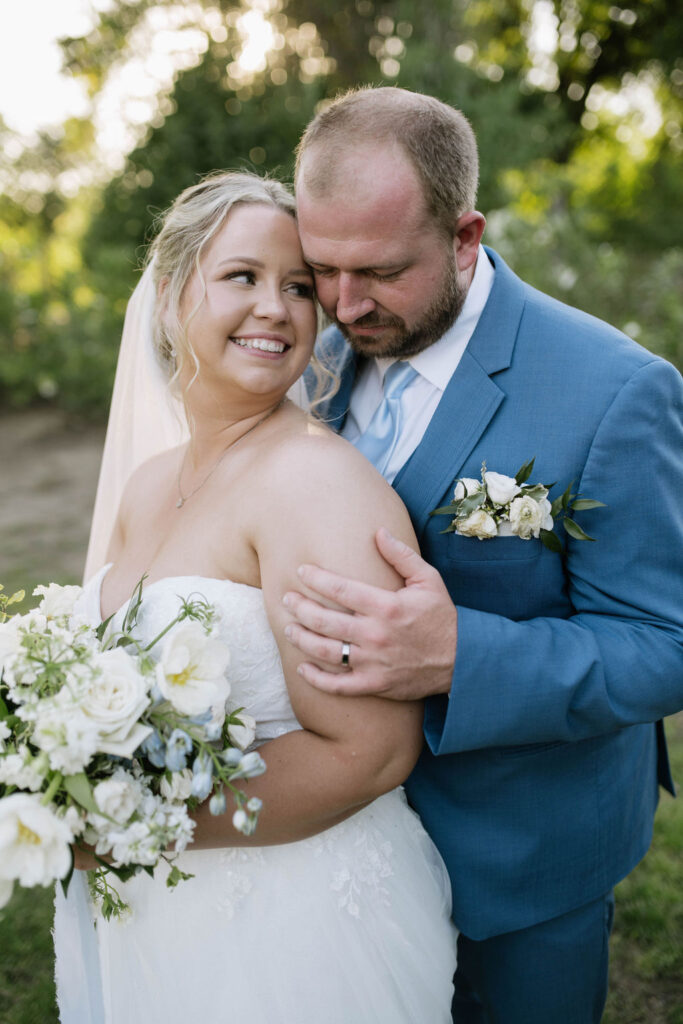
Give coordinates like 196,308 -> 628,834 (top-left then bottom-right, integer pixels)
426,604 -> 683,756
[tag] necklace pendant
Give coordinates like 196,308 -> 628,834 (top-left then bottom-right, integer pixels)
176,497 -> 185,509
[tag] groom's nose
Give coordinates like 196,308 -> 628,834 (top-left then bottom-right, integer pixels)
335,273 -> 376,324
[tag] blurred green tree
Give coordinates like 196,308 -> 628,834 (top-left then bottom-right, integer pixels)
0,0 -> 680,414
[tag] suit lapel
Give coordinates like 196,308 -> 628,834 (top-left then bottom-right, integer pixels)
393,249 -> 527,537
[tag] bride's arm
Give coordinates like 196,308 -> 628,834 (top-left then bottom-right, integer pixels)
191,431 -> 424,848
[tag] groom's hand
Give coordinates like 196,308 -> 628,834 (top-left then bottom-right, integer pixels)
283,528 -> 457,700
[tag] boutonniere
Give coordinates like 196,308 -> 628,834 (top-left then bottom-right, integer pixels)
431,458 -> 605,552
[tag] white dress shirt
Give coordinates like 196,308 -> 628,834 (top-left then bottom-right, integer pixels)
342,246 -> 495,482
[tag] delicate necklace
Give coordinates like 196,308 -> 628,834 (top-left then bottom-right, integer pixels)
175,400 -> 283,509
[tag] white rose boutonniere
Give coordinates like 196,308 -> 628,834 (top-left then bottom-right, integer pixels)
432,458 -> 605,551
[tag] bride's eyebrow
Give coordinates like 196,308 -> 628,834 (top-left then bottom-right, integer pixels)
216,258 -> 312,277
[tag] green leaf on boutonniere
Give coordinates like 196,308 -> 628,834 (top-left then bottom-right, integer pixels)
522,483 -> 549,501
540,529 -> 563,553
570,499 -> 607,511
64,772 -> 100,815
550,495 -> 565,518
432,504 -> 456,516
563,517 -> 596,541
559,479 -> 575,511
459,492 -> 487,516
515,458 -> 536,484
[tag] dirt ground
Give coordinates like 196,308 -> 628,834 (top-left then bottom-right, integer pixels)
0,409 -> 106,589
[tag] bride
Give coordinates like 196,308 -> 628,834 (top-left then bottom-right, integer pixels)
53,171 -> 457,1022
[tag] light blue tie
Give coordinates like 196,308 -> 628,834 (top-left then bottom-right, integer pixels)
355,361 -> 418,476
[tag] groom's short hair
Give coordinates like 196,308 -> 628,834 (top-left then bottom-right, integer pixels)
295,87 -> 479,236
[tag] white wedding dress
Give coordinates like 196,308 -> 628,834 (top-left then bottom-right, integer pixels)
54,566 -> 457,1023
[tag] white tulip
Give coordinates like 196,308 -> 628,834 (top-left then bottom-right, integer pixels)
0,793 -> 73,887
155,621 -> 231,717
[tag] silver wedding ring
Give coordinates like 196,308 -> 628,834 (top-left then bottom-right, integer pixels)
341,641 -> 351,668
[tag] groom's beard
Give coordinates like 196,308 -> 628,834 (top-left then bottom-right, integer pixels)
334,250 -> 467,359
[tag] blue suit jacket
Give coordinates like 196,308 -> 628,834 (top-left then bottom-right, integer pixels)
313,248 -> 683,940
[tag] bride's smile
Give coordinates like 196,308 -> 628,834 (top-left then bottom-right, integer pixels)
173,203 -> 317,409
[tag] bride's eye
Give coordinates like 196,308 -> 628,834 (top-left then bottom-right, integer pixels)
224,270 -> 256,284
285,281 -> 315,300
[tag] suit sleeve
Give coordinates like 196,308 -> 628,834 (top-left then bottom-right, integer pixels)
424,357 -> 683,755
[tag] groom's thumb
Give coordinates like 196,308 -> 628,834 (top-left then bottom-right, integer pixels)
375,527 -> 434,586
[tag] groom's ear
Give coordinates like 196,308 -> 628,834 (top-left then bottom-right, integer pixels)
453,212 -> 486,272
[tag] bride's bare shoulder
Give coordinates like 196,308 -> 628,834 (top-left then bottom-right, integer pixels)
257,411 -> 412,537
119,447 -> 180,512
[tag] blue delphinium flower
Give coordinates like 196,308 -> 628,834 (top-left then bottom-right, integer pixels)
204,721 -> 223,742
141,729 -> 166,768
166,729 -> 193,772
222,747 -> 243,768
191,752 -> 213,800
209,791 -> 227,815
230,751 -> 266,780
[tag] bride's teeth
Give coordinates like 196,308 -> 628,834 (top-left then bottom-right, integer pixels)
232,337 -> 286,353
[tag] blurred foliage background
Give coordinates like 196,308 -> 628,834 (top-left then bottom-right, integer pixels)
0,0 -> 681,417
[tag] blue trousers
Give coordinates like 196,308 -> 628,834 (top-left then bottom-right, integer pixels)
452,891 -> 615,1023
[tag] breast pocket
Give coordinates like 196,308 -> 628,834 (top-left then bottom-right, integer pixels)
439,534 -> 543,565
423,525 -> 565,620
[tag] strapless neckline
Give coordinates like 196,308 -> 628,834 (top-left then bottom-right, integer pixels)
94,562 -> 262,623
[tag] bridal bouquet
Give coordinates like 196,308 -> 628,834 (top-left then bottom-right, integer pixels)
0,580 -> 265,919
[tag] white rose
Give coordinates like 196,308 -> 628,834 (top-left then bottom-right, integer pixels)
155,621 -> 231,717
32,583 -> 82,619
484,471 -> 521,506
454,477 -> 483,501
509,495 -> 553,539
160,769 -> 194,803
227,712 -> 256,751
456,509 -> 498,540
93,775 -> 142,825
0,793 -> 73,887
83,649 -> 152,757
0,721 -> 10,753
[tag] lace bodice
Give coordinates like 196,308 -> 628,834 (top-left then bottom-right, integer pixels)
78,565 -> 302,745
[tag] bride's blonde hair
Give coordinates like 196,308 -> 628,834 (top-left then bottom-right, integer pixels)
148,170 -> 335,409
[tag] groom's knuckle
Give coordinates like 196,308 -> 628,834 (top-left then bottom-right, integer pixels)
309,610 -> 328,633
368,624 -> 389,649
327,578 -> 348,603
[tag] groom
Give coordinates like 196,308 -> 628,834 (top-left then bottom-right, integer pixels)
284,87 -> 683,1021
